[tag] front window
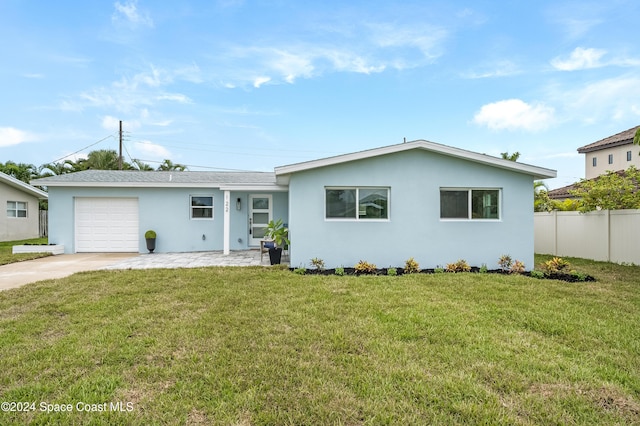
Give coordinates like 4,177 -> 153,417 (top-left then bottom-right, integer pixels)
326,187 -> 389,220
7,201 -> 27,218
608,154 -> 613,164
628,151 -> 632,162
592,157 -> 597,167
191,196 -> 213,219
440,189 -> 500,220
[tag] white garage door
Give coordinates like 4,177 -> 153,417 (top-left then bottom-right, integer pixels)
75,198 -> 139,252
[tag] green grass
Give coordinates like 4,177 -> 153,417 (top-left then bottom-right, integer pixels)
0,238 -> 51,266
1,255 -> 639,425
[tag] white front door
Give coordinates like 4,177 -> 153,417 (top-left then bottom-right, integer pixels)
249,194 -> 272,246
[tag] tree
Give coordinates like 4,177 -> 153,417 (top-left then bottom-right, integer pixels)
131,159 -> 155,171
569,167 -> 640,212
0,161 -> 39,183
157,159 -> 187,171
634,127 -> 640,148
501,151 -> 521,162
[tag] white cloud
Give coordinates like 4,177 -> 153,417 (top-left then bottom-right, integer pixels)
134,140 -> 171,159
156,93 -> 191,103
551,47 -> 606,71
0,127 -> 34,147
556,75 -> 640,123
253,77 -> 271,88
461,60 -> 520,79
113,1 -> 153,28
473,99 -> 555,131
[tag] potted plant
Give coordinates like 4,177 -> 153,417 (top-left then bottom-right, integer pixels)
144,230 -> 157,253
264,219 -> 289,265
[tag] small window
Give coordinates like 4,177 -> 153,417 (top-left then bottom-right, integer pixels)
7,201 -> 27,218
326,187 -> 389,220
628,151 -> 632,162
592,157 -> 597,167
440,189 -> 500,220
608,154 -> 613,164
191,196 -> 213,219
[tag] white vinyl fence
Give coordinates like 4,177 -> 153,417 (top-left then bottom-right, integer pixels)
534,209 -> 640,264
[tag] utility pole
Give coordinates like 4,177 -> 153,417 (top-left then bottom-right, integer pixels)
118,120 -> 123,170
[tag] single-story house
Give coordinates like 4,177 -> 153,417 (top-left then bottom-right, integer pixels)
1,171 -> 48,241
32,140 -> 556,269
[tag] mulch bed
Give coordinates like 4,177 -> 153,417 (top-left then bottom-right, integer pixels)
292,267 -> 596,282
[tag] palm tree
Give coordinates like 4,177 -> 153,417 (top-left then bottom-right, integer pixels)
39,160 -> 75,177
500,152 -> 521,162
0,161 -> 39,183
157,159 -> 187,171
131,159 -> 155,171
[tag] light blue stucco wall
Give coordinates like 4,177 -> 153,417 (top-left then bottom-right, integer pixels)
48,187 -> 287,253
287,149 -> 536,270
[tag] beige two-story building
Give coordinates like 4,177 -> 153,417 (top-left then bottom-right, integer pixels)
577,125 -> 640,180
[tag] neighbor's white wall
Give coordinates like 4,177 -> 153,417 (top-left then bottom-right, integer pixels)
534,210 -> 640,264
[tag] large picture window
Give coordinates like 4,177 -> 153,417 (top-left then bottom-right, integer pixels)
7,201 -> 27,218
440,189 -> 500,220
326,187 -> 389,220
191,195 -> 213,219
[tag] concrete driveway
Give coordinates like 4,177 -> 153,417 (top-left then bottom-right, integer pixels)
0,253 -> 139,291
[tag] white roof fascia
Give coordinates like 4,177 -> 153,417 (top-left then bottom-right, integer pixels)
2,172 -> 48,199
275,140 -> 557,183
33,181 -> 224,188
218,184 -> 288,192
33,181 -> 289,191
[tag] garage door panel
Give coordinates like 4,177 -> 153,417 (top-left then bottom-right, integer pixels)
75,198 -> 139,252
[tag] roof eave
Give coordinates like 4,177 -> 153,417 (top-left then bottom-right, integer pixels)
275,140 -> 557,180
1,174 -> 48,199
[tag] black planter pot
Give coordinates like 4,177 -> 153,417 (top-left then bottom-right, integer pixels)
268,247 -> 282,265
146,238 -> 156,253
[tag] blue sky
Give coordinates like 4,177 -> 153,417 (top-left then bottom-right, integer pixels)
1,0 -> 639,188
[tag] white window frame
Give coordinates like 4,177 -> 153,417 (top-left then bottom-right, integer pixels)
325,187 -> 390,221
190,195 -> 214,220
7,201 -> 28,218
440,188 -> 501,221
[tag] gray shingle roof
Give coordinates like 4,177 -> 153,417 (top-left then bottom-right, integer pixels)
31,170 -> 278,187
577,125 -> 640,153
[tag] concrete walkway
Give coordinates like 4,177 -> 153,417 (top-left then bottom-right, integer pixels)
1,250 -> 274,291
102,250 -> 267,270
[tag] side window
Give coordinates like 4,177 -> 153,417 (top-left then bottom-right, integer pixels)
440,189 -> 500,220
7,201 -> 27,218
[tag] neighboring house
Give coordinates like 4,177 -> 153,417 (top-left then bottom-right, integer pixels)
0,171 -> 48,241
549,125 -> 640,200
32,140 -> 556,269
577,125 -> 640,180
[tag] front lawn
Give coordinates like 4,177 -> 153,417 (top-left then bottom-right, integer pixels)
0,256 -> 638,424
0,238 -> 50,266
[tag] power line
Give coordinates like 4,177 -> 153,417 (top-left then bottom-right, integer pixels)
48,134 -> 117,164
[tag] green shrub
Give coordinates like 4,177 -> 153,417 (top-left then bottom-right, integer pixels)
530,270 -> 545,279
479,264 -> 488,273
144,230 -> 157,239
334,267 -> 345,276
293,267 -> 306,275
434,267 -> 445,274
387,267 -> 397,276
404,257 -> 420,274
